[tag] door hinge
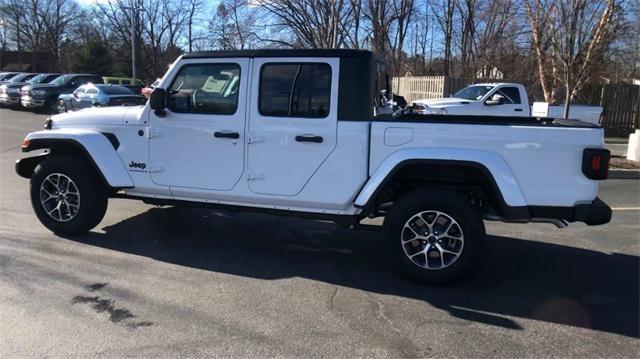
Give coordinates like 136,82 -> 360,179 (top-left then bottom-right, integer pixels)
247,172 -> 265,181
148,128 -> 163,139
247,136 -> 265,144
149,164 -> 165,173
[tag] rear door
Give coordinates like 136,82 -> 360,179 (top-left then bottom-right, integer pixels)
247,58 -> 338,196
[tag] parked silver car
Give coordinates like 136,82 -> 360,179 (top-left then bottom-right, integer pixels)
56,84 -> 146,113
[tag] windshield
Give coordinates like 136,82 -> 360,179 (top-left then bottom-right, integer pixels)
8,73 -> 29,83
27,74 -> 47,84
1,73 -> 18,81
28,74 -> 59,84
50,75 -> 73,86
102,85 -> 134,95
453,85 -> 494,101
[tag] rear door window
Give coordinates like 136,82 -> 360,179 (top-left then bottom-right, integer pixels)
259,63 -> 331,118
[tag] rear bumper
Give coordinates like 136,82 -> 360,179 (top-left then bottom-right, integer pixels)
529,197 -> 612,226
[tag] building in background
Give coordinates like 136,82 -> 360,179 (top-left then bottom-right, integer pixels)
0,50 -> 55,72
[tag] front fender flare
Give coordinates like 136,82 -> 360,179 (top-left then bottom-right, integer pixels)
354,148 -> 527,209
20,129 -> 134,188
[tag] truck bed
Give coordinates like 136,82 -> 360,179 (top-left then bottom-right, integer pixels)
370,114 -> 604,208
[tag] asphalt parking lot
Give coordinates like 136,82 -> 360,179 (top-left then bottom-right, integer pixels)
0,108 -> 638,358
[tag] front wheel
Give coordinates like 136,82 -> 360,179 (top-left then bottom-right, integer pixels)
30,155 -> 108,235
57,99 -> 67,113
386,188 -> 485,285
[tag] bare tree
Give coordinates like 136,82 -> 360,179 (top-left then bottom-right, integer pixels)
389,0 -> 414,73
430,0 -> 455,76
0,0 -> 26,63
525,0 -> 623,117
40,0 -> 80,68
186,0 -> 203,52
456,0 -> 476,77
210,0 -> 258,50
257,0 -> 351,48
473,0 -> 516,79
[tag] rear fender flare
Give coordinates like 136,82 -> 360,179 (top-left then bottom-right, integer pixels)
355,148 -> 527,210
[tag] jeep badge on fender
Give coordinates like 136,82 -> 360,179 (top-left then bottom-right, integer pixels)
129,161 -> 146,171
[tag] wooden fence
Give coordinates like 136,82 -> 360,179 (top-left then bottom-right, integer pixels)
600,84 -> 640,137
392,76 -> 469,103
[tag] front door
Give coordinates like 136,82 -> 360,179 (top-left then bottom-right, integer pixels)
487,86 -> 526,115
149,58 -> 248,191
247,58 -> 338,196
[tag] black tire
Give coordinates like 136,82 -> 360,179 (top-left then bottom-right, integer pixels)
39,98 -> 57,114
386,187 -> 485,285
30,154 -> 108,236
57,99 -> 67,113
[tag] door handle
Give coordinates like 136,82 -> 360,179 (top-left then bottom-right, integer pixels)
514,108 -> 524,112
295,135 -> 323,143
214,131 -> 240,139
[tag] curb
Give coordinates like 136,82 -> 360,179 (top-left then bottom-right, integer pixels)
609,169 -> 640,179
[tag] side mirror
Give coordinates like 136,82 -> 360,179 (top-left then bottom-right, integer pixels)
149,88 -> 167,117
149,88 -> 166,110
485,94 -> 504,106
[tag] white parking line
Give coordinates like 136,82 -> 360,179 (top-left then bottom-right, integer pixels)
611,207 -> 640,211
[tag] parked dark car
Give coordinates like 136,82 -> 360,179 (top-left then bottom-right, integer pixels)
20,74 -> 104,113
56,84 -> 146,113
0,72 -> 36,85
0,72 -> 21,82
0,73 -> 61,107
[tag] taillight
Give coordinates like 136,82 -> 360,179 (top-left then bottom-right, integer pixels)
582,148 -> 610,180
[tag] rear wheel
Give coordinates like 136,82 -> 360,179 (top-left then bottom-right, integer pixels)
40,98 -> 57,114
387,188 -> 485,285
30,155 -> 108,235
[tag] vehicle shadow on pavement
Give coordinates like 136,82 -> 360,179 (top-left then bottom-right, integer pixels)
67,206 -> 639,338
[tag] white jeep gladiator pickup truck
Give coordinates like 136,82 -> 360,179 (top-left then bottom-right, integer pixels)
16,50 -> 612,284
412,83 -> 603,125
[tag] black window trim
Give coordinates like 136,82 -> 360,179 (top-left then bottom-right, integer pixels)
258,61 -> 333,119
494,87 -> 521,105
166,62 -> 242,116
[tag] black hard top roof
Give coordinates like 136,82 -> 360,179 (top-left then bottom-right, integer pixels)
182,49 -> 375,59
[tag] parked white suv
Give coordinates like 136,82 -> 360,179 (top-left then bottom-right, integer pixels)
16,50 -> 612,284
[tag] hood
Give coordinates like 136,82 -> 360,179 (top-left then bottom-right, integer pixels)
413,97 -> 475,107
3,82 -> 30,89
51,106 -> 145,127
28,84 -> 59,91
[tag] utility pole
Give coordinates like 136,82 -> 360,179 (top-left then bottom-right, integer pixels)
0,19 -> 5,69
123,6 -> 139,81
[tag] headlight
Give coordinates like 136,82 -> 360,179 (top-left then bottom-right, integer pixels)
32,89 -> 46,96
7,87 -> 19,94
